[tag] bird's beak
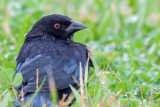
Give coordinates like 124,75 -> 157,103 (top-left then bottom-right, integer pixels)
66,20 -> 87,34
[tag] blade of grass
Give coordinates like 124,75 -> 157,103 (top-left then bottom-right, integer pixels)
84,56 -> 89,104
65,92 -> 74,106
0,92 -> 11,107
105,89 -> 122,106
80,62 -> 85,107
108,66 -> 122,82
139,86 -> 143,105
11,83 -> 18,99
70,85 -> 81,107
149,87 -> 153,105
99,91 -> 109,107
42,103 -> 48,107
153,88 -> 160,93
59,94 -> 67,107
36,69 -> 39,90
21,86 -> 24,105
116,101 -> 120,107
0,79 -> 1,103
47,69 -> 57,104
23,76 -> 46,107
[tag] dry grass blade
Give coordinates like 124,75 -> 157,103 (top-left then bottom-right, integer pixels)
153,88 -> 160,93
125,84 -> 130,99
36,69 -> 39,90
149,87 -> 153,105
116,101 -> 120,107
84,56 -> 89,104
47,69 -> 57,104
108,66 -> 122,82
99,91 -> 109,107
139,86 -> 143,104
64,92 -> 74,107
80,62 -> 85,107
11,83 -> 18,99
153,100 -> 160,103
42,103 -> 48,107
2,21 -> 11,35
59,94 -> 67,107
105,89 -> 122,106
21,86 -> 24,105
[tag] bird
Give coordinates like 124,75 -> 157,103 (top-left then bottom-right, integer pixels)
13,14 -> 93,107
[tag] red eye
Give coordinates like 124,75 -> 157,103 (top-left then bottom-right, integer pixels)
54,23 -> 60,29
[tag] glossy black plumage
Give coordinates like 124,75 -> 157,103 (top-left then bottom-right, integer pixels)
13,14 -> 93,107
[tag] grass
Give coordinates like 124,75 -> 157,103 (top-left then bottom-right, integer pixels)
0,0 -> 160,106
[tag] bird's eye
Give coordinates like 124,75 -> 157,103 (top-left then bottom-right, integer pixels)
54,23 -> 60,29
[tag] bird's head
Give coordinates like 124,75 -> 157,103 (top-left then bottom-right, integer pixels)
26,14 -> 87,40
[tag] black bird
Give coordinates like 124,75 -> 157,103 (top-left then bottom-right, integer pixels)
13,14 -> 93,107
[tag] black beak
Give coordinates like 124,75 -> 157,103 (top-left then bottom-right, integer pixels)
66,20 -> 87,33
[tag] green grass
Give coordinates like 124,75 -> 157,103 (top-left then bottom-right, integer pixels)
0,0 -> 160,106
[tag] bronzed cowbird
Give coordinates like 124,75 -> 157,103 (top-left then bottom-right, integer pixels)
13,14 -> 93,107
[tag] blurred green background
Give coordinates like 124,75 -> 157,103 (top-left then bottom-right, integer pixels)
0,0 -> 160,106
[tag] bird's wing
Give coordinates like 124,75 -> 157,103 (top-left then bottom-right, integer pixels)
15,54 -> 83,93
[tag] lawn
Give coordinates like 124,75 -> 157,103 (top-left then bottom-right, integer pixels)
0,0 -> 160,106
